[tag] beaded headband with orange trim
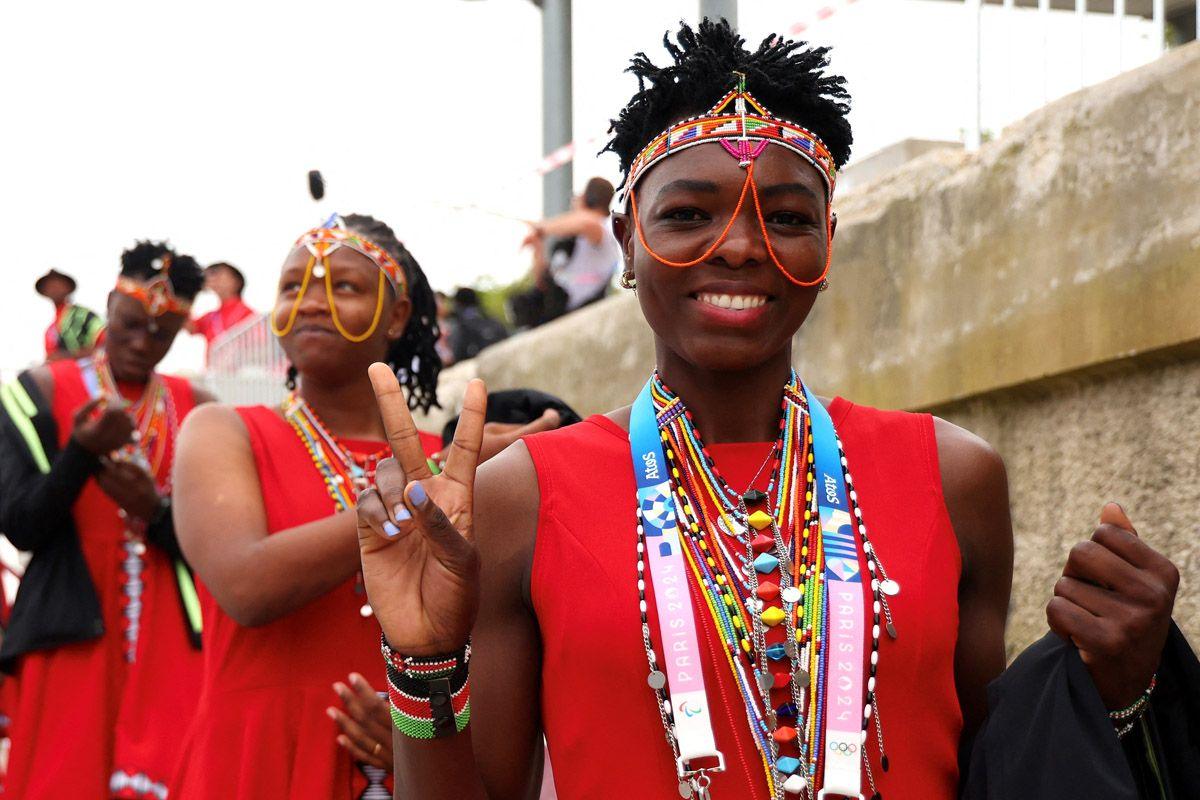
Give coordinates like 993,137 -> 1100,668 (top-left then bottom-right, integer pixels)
114,258 -> 193,317
621,74 -> 837,289
292,223 -> 407,295
272,218 -> 408,343
620,73 -> 837,204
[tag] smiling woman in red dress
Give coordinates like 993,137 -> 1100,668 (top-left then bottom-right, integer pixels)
351,20 -> 1187,800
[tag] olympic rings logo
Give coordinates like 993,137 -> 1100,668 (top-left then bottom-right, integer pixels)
828,741 -> 858,755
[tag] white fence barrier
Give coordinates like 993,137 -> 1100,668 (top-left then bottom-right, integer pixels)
204,313 -> 287,407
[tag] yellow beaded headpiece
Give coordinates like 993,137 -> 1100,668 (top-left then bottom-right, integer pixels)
271,216 -> 408,343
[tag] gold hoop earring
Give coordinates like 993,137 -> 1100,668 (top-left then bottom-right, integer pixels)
619,271 -> 637,290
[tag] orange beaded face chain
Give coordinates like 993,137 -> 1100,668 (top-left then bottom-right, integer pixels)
623,76 -> 836,288
114,274 -> 193,317
271,222 -> 408,344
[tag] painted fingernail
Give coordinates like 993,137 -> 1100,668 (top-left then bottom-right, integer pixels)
393,505 -> 411,522
383,521 -> 401,537
409,482 -> 427,505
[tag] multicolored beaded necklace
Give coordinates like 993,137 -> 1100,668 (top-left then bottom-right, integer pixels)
282,392 -> 390,617
635,371 -> 898,799
88,351 -> 179,664
281,392 -> 389,509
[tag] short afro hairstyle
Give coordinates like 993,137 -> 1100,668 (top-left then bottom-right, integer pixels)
604,19 -> 853,180
120,241 -> 204,301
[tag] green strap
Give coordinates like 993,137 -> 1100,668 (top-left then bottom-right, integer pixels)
0,381 -> 51,474
174,560 -> 203,637
1139,716 -> 1168,800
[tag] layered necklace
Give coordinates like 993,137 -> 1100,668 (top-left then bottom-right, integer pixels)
87,351 -> 179,664
282,392 -> 390,618
633,371 -> 898,800
282,392 -> 389,509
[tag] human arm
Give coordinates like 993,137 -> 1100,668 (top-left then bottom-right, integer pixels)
934,418 -> 1013,768
528,209 -> 606,245
0,368 -> 132,550
357,367 -> 545,799
173,403 -> 363,627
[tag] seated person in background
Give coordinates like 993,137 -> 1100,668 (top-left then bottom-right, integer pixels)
512,177 -> 621,328
187,261 -> 255,361
34,268 -> 105,362
448,287 -> 509,363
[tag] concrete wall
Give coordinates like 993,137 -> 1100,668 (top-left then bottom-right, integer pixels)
422,42 -> 1200,656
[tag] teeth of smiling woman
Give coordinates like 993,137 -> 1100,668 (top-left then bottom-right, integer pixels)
698,293 -> 767,310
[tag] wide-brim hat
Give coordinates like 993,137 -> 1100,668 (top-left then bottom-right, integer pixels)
35,269 -> 77,297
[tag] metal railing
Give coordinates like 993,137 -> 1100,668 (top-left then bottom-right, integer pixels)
204,312 -> 287,406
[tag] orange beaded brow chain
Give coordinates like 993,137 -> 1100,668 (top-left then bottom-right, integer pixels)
622,73 -> 836,288
114,254 -> 194,317
271,215 -> 408,343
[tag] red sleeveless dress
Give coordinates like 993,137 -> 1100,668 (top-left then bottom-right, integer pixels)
525,400 -> 963,800
5,358 -> 201,800
171,405 -> 440,799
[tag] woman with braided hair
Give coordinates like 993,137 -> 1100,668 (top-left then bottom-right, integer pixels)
167,213 -> 442,799
170,213 -> 561,798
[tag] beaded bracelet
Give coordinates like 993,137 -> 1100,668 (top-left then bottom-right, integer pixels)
382,634 -> 472,739
1109,673 -> 1157,739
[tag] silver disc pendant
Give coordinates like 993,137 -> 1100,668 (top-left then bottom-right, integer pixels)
678,780 -> 694,798
717,515 -> 746,538
785,640 -> 799,660
648,670 -> 667,690
313,264 -> 327,279
887,621 -> 899,639
880,578 -> 901,596
781,586 -> 802,604
757,671 -> 774,692
795,668 -> 811,685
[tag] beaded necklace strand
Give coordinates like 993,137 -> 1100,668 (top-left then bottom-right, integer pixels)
281,392 -> 390,511
636,372 -> 897,799
92,352 -> 179,664
282,392 -> 390,617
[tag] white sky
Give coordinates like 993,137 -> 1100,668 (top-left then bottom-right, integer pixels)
0,0 -> 1159,377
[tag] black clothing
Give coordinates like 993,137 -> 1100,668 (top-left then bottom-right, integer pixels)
962,625 -> 1200,799
440,388 -> 584,448
0,370 -> 200,674
0,372 -> 105,671
447,306 -> 509,363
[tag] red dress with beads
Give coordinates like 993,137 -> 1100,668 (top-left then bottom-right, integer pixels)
525,401 -> 963,800
170,405 -> 440,800
5,357 -> 201,800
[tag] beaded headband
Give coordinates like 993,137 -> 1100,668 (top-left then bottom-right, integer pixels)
620,73 -> 837,204
114,258 -> 193,317
622,74 -> 837,289
292,223 -> 407,295
272,217 -> 407,343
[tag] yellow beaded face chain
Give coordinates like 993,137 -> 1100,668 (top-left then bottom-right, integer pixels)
270,220 -> 408,343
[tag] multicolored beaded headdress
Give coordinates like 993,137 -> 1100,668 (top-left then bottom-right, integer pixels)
624,74 -> 837,200
622,73 -> 837,288
272,216 -> 408,343
293,220 -> 407,295
114,255 -> 193,316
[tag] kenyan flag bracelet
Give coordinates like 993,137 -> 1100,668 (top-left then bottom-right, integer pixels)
382,634 -> 472,740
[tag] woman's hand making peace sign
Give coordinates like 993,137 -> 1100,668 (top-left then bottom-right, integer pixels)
357,363 -> 487,657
